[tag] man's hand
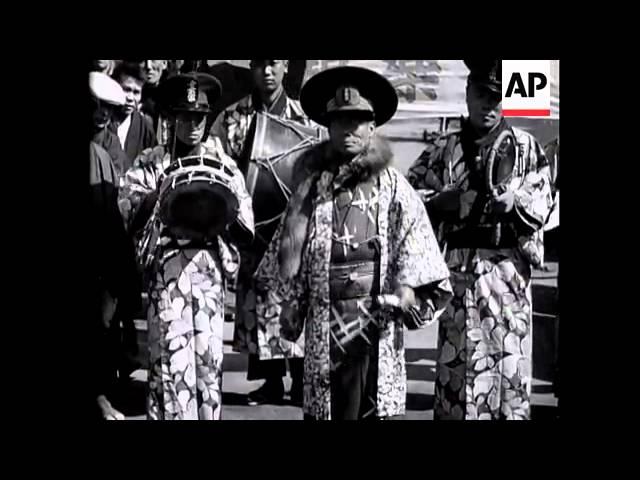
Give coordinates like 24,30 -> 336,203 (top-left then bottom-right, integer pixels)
490,190 -> 515,214
394,285 -> 417,312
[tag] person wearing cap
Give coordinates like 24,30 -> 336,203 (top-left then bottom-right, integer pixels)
109,62 -> 157,171
121,72 -> 254,420
210,59 -> 314,407
254,66 -> 452,420
89,71 -> 141,420
407,60 -> 554,420
90,69 -> 131,178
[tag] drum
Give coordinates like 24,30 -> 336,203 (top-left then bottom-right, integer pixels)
484,128 -> 522,245
246,112 -> 326,245
158,153 -> 240,239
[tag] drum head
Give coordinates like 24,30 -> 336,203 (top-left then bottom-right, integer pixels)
160,182 -> 239,238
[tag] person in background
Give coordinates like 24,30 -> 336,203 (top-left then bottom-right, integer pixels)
210,59 -> 312,406
110,62 -> 157,172
89,72 -> 141,420
91,71 -> 129,178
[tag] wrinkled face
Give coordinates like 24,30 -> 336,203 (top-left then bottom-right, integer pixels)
143,60 -> 167,85
91,97 -> 116,130
328,112 -> 376,156
173,111 -> 207,146
117,75 -> 143,115
250,60 -> 288,95
466,82 -> 503,132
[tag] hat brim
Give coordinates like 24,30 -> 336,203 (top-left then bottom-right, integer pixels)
300,66 -> 398,127
158,72 -> 222,113
171,105 -> 213,114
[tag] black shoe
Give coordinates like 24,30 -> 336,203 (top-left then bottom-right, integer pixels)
247,381 -> 285,405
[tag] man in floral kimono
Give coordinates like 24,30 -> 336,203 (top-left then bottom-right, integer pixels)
121,72 -> 254,420
210,60 -> 313,406
254,66 -> 453,420
407,60 -> 554,420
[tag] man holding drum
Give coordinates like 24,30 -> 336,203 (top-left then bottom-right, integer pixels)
254,66 -> 452,420
121,72 -> 254,420
407,60 -> 554,420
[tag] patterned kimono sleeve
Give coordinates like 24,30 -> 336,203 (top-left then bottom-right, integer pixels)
254,214 -> 309,356
512,136 -> 554,233
511,134 -> 554,267
119,146 -> 164,230
406,138 -> 447,203
390,172 -> 453,327
212,137 -> 255,247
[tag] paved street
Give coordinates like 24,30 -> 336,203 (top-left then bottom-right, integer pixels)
121,262 -> 558,421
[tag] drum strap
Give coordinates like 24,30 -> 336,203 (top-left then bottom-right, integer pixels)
245,159 -> 260,197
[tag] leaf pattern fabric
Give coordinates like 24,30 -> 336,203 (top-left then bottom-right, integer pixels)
147,245 -> 232,420
408,126 -> 551,420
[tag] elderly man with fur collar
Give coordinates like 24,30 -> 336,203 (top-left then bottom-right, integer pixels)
254,66 -> 453,420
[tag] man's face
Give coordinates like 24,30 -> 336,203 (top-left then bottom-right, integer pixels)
466,82 -> 503,132
118,75 -> 143,115
91,97 -> 116,131
143,60 -> 167,85
250,60 -> 287,95
173,111 -> 207,146
328,112 -> 376,156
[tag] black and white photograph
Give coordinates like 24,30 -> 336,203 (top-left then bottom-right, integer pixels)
89,59 -> 560,421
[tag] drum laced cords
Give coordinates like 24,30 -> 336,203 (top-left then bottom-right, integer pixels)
252,114 -> 319,231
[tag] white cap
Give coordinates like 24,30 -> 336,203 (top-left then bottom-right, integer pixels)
89,71 -> 125,106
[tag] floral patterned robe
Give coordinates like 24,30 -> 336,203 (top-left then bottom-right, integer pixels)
255,153 -> 452,420
407,122 -> 553,420
122,138 -> 254,420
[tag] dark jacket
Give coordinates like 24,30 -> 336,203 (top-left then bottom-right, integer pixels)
93,127 -> 130,177
109,110 -> 157,168
89,141 -> 141,399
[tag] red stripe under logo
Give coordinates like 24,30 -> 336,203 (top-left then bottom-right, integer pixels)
502,109 -> 551,117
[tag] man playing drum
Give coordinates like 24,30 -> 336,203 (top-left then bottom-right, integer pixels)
254,66 -> 453,420
407,60 -> 554,420
211,60 -> 313,406
121,72 -> 254,420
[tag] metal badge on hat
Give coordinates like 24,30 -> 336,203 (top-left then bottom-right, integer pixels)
337,85 -> 359,107
187,80 -> 197,103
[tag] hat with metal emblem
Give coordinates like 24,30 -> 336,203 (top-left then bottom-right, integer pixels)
159,71 -> 222,115
464,60 -> 502,94
300,66 -> 398,127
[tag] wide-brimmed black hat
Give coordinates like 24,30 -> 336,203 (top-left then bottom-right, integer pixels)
464,59 -> 501,94
300,66 -> 398,127
159,72 -> 222,114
